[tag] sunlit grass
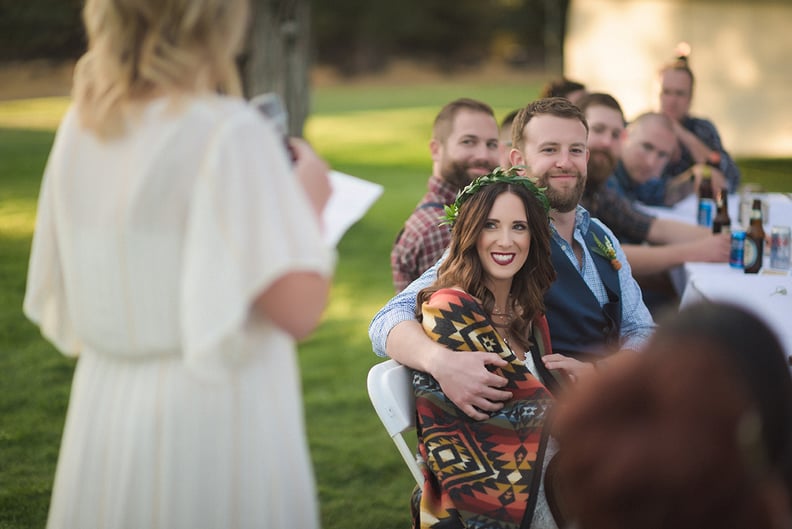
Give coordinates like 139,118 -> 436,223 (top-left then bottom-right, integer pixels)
311,78 -> 541,115
0,206 -> 37,238
0,97 -> 70,130
307,108 -> 433,168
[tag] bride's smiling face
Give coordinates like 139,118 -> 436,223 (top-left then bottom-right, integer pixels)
476,191 -> 531,287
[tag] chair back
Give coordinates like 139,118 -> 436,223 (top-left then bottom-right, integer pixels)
366,359 -> 423,485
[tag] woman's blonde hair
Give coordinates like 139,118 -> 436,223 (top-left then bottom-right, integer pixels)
74,0 -> 249,137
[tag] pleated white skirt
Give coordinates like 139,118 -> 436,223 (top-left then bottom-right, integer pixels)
46,346 -> 320,529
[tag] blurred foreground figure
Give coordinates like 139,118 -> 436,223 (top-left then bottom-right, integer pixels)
23,0 -> 335,527
551,303 -> 792,529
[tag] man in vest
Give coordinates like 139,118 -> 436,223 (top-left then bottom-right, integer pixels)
390,98 -> 500,293
370,97 -> 654,420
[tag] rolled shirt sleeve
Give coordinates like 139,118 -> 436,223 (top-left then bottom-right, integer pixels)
370,256 -> 442,357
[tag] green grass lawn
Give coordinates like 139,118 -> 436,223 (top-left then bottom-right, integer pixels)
1,84 -> 791,529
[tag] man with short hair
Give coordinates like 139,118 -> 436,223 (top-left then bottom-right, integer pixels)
539,77 -> 588,105
578,93 -> 655,246
390,98 -> 500,292
371,97 -> 655,420
607,112 -> 677,202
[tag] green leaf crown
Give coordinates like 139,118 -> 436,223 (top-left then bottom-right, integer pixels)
440,166 -> 550,227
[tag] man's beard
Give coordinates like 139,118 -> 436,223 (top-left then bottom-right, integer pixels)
536,170 -> 586,213
441,159 -> 496,189
586,148 -> 617,191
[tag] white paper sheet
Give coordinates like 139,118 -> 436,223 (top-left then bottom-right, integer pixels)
323,171 -> 384,247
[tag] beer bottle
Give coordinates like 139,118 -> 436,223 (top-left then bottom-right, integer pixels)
712,191 -> 731,235
743,198 -> 765,274
697,166 -> 715,227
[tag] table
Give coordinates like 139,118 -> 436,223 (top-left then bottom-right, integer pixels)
639,192 -> 792,291
677,263 -> 792,359
637,192 -> 792,359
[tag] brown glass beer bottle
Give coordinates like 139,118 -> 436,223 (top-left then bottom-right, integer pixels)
743,198 -> 765,274
697,169 -> 715,227
712,191 -> 731,235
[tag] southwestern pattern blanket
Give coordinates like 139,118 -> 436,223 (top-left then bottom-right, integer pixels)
413,288 -> 554,529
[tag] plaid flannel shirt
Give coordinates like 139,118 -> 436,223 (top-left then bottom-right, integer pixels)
581,185 -> 654,245
390,175 -> 458,293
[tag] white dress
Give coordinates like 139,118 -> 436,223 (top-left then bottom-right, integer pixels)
23,96 -> 335,529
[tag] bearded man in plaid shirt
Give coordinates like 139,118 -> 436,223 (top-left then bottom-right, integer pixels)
390,98 -> 500,292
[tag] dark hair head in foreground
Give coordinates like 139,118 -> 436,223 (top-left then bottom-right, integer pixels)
552,302 -> 792,529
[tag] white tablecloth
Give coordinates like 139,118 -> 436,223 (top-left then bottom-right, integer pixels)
678,265 -> 792,359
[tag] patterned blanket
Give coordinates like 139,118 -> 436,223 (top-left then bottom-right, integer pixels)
413,288 -> 554,529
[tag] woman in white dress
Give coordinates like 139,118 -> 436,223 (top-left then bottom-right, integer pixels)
23,0 -> 335,528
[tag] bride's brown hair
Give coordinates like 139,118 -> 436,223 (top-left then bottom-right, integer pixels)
417,181 -> 556,346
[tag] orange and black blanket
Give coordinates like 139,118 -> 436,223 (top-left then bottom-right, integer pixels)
413,288 -> 554,529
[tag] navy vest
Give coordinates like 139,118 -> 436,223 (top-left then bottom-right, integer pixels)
544,221 -> 623,361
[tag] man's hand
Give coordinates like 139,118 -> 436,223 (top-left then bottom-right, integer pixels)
684,232 -> 731,263
690,163 -> 727,198
542,353 -> 595,383
427,347 -> 511,421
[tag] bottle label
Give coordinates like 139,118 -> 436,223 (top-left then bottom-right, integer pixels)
770,227 -> 791,270
743,238 -> 760,269
729,231 -> 745,268
697,199 -> 714,227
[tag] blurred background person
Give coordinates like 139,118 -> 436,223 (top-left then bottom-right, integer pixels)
499,108 -> 519,168
550,302 -> 792,529
606,111 -> 676,204
633,44 -> 741,205
23,0 -> 335,527
391,98 -> 500,292
539,77 -> 589,106
606,109 -> 724,206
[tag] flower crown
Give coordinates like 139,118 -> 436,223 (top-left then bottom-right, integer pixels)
440,167 -> 550,227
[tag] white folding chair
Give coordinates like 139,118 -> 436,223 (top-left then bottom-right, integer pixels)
366,359 -> 424,485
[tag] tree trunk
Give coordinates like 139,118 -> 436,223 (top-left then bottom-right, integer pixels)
242,0 -> 311,137
543,0 -> 564,75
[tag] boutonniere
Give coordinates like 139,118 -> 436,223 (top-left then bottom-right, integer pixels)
590,233 -> 622,271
